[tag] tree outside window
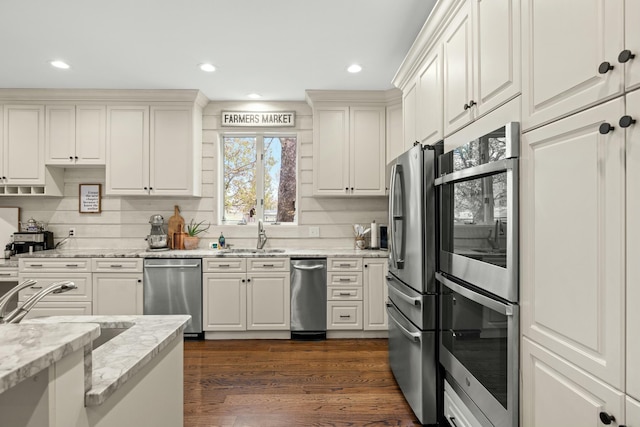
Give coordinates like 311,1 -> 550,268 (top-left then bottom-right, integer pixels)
222,135 -> 297,224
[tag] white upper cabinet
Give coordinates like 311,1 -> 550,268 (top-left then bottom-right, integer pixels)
385,101 -> 403,164
46,105 -> 106,166
521,97 -> 626,389
625,0 -> 640,91
310,97 -> 386,197
626,88 -> 640,401
443,0 -> 520,136
106,103 -> 202,196
522,0 -> 625,131
2,105 -> 45,185
402,80 -> 418,150
416,45 -> 444,146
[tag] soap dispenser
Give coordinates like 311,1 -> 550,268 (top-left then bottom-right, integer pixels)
218,232 -> 225,249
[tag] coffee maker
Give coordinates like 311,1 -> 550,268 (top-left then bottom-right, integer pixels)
146,214 -> 168,250
13,231 -> 55,254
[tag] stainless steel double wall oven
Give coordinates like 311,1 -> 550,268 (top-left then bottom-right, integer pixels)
435,122 -> 520,427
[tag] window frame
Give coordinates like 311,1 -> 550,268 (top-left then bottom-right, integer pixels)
219,131 -> 298,225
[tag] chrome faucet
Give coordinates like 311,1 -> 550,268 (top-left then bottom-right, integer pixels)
486,219 -> 502,250
257,219 -> 268,249
0,279 -> 37,320
1,281 -> 76,324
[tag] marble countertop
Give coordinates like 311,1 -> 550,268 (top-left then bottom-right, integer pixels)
0,322 -> 100,394
3,315 -> 189,406
14,247 -> 388,259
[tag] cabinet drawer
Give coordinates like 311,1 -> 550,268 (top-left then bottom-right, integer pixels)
247,258 -> 289,272
444,381 -> 484,427
328,271 -> 362,287
18,273 -> 92,302
327,301 -> 363,330
92,258 -> 142,272
20,301 -> 92,319
203,258 -> 246,273
0,269 -> 18,281
19,258 -> 91,272
328,286 -> 362,301
328,257 -> 362,271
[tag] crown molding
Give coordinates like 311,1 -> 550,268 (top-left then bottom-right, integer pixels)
305,89 -> 400,107
0,88 -> 210,105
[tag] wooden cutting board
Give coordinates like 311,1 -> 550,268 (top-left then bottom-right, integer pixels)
167,205 -> 185,249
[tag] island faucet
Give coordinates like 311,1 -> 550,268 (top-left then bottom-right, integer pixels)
257,219 -> 268,249
0,279 -> 37,320
1,281 -> 76,324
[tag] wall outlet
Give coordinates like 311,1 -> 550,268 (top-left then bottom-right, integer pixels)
69,228 -> 76,237
309,226 -> 320,237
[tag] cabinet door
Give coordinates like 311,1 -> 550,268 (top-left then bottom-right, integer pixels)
45,105 -> 76,165
17,273 -> 93,302
150,106 -> 193,196
327,301 -> 363,330
313,107 -> 349,196
20,301 -> 92,319
625,0 -> 640,91
3,105 -> 45,184
522,0 -> 624,130
92,273 -> 143,315
628,396 -> 640,427
417,45 -> 444,146
443,1 -> 474,136
106,106 -> 149,195
521,98 -> 626,388
626,89 -> 640,400
350,106 -> 386,195
386,102 -> 403,165
246,272 -> 290,330
402,79 -> 418,150
473,0 -> 520,117
202,273 -> 246,331
363,259 -> 387,331
522,338 -> 625,427
75,105 -> 106,165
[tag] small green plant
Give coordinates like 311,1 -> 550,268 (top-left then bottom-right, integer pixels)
186,219 -> 211,237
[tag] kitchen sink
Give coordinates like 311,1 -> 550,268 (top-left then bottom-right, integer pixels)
225,248 -> 286,254
92,327 -> 129,349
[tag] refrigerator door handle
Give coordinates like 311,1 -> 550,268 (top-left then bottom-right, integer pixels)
389,164 -> 405,269
387,303 -> 421,342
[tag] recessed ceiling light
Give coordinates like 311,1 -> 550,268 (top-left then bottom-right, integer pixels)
247,93 -> 262,99
347,64 -> 362,73
199,63 -> 216,72
50,60 -> 70,69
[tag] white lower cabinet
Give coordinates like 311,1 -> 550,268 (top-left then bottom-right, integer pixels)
628,396 -> 640,427
443,381 -> 482,427
17,272 -> 93,318
327,301 -> 363,330
522,337 -> 626,427
19,302 -> 92,320
363,258 -> 387,331
327,257 -> 363,330
92,258 -> 143,315
203,258 -> 290,332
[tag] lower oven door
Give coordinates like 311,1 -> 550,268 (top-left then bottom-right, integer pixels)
437,272 -> 518,427
386,301 -> 437,425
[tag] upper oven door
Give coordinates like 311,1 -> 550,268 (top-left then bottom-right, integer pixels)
435,123 -> 519,302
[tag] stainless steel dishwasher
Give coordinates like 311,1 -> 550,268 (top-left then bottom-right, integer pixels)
143,258 -> 202,338
290,258 -> 327,340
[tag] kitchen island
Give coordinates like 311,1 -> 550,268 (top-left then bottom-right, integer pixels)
0,315 -> 189,427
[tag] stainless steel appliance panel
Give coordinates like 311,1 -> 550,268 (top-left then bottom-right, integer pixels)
290,259 -> 327,337
386,274 -> 436,330
143,258 -> 202,336
388,144 -> 437,294
387,301 -> 437,425
438,272 -> 519,427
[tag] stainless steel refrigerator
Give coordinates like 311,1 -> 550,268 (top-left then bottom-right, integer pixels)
386,143 -> 439,425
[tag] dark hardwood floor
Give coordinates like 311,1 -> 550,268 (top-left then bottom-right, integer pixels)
183,339 -> 421,427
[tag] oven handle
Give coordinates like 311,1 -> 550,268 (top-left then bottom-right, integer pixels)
436,272 -> 514,316
386,303 -> 421,342
434,158 -> 518,186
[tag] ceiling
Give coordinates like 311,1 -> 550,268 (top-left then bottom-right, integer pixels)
0,0 -> 436,101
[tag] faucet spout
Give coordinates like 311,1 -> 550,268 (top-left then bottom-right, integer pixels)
257,219 -> 268,249
2,281 -> 76,324
0,279 -> 37,320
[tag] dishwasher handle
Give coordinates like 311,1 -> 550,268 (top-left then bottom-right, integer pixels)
292,264 -> 325,271
145,264 -> 200,269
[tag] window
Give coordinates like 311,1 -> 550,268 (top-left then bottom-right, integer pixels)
222,134 -> 297,224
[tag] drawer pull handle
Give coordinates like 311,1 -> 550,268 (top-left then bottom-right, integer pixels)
218,264 -> 231,267
30,286 -> 43,289
449,417 -> 459,427
339,315 -> 351,319
109,264 -> 123,268
30,264 -> 43,267
261,264 -> 274,267
66,264 -> 79,268
339,278 -> 352,282
339,292 -> 352,296
0,273 -> 11,276
338,264 -> 351,267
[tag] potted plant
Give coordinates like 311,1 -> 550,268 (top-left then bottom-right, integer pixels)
183,219 -> 210,250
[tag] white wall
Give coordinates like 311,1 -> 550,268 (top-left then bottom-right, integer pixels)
0,100 -> 388,250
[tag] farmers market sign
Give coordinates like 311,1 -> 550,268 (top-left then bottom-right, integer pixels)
221,111 -> 295,127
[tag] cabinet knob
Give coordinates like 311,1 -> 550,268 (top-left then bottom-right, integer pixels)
69,156 -> 73,160
143,187 -> 148,190
599,411 -> 616,425
74,156 -> 78,160
345,187 -> 349,191
619,115 -> 637,128
247,278 -> 251,282
618,49 -> 636,63
242,279 -> 245,283
468,100 -> 476,107
149,187 -> 153,190
350,187 -> 354,191
598,61 -> 614,74
137,279 -> 142,283
364,264 -> 368,268
463,103 -> 470,110
599,123 -> 615,134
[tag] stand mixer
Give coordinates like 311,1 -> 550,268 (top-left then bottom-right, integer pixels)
146,214 -> 168,250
